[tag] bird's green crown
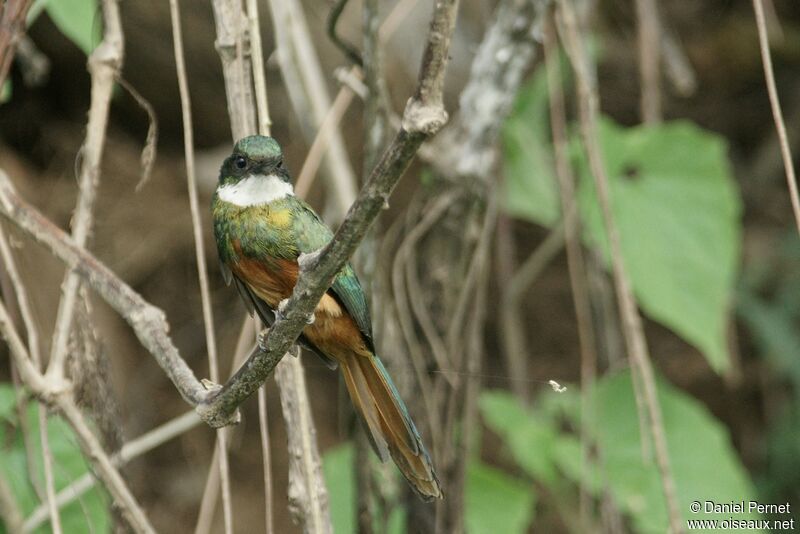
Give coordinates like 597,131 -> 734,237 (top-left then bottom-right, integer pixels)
219,135 -> 289,186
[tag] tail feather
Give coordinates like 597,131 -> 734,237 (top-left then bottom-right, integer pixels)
340,353 -> 443,501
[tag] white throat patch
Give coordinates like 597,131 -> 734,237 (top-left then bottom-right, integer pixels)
217,174 -> 294,207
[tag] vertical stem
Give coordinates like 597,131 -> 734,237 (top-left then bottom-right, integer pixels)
257,386 -> 275,534
169,2 -> 233,533
0,229 -> 61,532
635,0 -> 662,123
752,0 -> 800,235
246,0 -> 271,136
558,1 -> 682,531
275,356 -> 333,534
543,17 -> 599,528
211,0 -> 257,140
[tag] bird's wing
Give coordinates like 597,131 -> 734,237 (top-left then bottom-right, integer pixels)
292,200 -> 375,351
224,266 -> 338,369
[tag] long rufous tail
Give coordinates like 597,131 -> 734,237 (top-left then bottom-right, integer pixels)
340,352 -> 442,501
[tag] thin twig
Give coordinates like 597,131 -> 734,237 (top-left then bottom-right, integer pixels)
292,0 -> 420,199
0,0 -> 34,88
194,316 -> 254,534
635,0 -> 662,123
37,408 -> 62,534
752,0 -> 800,235
557,1 -> 683,531
0,229 -> 60,531
445,191 -> 497,533
0,172 -> 209,407
258,386 -> 275,534
168,2 -> 232,532
499,219 -> 566,401
327,0 -> 362,67
543,16 -> 599,528
0,471 -> 24,534
294,87 -> 355,199
55,396 -> 155,534
660,29 -> 696,97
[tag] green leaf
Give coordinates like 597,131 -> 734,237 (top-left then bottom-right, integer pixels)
465,462 -> 535,534
573,371 -> 761,533
30,0 -> 100,55
321,443 -> 406,534
576,118 -> 741,371
501,67 -> 560,226
479,391 -> 563,484
478,391 -> 580,485
737,289 -> 800,390
0,384 -> 110,534
0,386 -> 15,422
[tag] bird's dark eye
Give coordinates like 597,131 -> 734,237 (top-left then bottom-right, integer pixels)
234,155 -> 247,170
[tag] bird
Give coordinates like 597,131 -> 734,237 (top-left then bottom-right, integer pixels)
211,135 -> 442,501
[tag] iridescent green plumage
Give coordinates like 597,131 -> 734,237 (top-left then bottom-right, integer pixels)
212,135 -> 442,500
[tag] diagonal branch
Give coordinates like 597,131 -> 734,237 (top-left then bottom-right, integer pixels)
196,0 -> 461,427
0,171 -> 208,407
0,0 -> 461,433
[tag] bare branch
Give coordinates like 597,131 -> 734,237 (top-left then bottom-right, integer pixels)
0,298 -> 155,533
0,171 -> 209,407
46,0 -> 124,380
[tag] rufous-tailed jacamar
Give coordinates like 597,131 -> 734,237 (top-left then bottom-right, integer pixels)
212,135 -> 442,501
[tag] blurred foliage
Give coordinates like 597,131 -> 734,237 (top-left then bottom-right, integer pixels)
0,386 -> 110,533
322,444 -> 406,534
0,81 -> 10,104
322,444 -> 534,534
503,68 -> 742,372
28,0 -> 100,56
576,119 -> 741,372
737,234 -> 800,505
464,462 -> 535,534
502,64 -> 560,226
481,372 -> 762,533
